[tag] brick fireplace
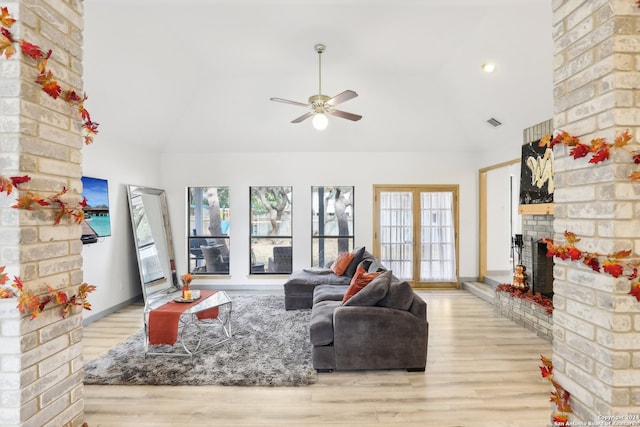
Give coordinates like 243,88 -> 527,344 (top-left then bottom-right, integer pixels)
493,119 -> 555,342
519,119 -> 555,297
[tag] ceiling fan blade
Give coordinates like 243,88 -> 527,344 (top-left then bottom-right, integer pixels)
326,90 -> 358,106
270,97 -> 309,108
291,112 -> 314,123
328,109 -> 362,121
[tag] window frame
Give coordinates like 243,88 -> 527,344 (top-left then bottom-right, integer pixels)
311,186 -> 355,268
187,186 -> 230,276
249,186 -> 293,275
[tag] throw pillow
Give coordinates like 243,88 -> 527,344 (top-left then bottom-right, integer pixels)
344,270 -> 392,306
377,280 -> 415,311
341,264 -> 383,304
367,259 -> 387,273
330,251 -> 355,276
344,246 -> 366,277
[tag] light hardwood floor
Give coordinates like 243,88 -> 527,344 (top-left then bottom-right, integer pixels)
82,290 -> 553,427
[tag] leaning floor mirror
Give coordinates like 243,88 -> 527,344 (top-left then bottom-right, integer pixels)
126,185 -> 178,302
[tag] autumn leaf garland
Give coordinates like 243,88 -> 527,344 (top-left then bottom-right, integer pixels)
544,231 -> 640,301
539,130 -> 640,178
0,7 -> 99,144
540,355 -> 573,427
539,128 -> 640,300
0,174 -> 87,224
1,266 -> 96,319
0,175 -> 94,318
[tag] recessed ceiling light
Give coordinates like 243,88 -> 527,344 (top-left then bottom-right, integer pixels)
482,63 -> 496,73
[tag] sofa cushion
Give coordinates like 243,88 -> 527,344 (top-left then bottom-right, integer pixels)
313,284 -> 349,305
367,259 -> 387,273
344,246 -> 366,277
344,270 -> 392,306
342,264 -> 383,304
377,279 -> 415,311
309,300 -> 341,346
330,251 -> 354,276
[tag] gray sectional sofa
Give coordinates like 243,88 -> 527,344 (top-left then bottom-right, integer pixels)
283,248 -> 429,372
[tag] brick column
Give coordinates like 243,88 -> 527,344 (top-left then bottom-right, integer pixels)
0,1 -> 86,426
553,1 -> 640,422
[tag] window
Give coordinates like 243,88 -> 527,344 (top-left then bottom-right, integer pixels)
312,186 -> 354,267
187,187 -> 230,275
250,186 -> 292,274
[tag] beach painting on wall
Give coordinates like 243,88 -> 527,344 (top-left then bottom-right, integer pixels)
81,176 -> 112,238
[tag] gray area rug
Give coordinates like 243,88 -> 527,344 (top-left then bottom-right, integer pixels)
83,295 -> 317,386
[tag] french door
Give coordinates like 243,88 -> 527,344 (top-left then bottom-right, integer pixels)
373,185 -> 459,288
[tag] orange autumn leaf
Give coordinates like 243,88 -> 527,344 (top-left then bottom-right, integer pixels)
611,249 -> 632,259
590,137 -> 608,150
0,7 -> 16,28
0,265 -> 8,285
16,292 -> 41,315
539,134 -> 551,148
553,413 -> 569,426
551,130 -> 578,147
614,130 -> 632,148
0,177 -> 13,195
74,209 -> 85,223
0,29 -> 16,59
53,206 -> 66,225
78,283 -> 97,298
630,284 -> 640,302
564,231 -> 580,245
629,171 -> 640,180
12,192 -> 50,210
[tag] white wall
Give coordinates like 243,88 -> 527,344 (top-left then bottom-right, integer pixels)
81,140 -> 162,320
160,151 -> 481,288
485,163 -> 521,273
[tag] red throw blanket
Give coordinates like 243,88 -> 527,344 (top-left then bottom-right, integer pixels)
148,290 -> 220,345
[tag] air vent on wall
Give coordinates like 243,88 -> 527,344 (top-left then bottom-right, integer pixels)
487,117 -> 502,127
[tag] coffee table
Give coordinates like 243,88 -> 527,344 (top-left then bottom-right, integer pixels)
144,290 -> 232,357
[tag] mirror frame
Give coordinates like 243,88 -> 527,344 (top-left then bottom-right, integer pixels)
126,185 -> 178,302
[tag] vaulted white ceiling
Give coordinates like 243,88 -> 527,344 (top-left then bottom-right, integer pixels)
83,0 -> 553,154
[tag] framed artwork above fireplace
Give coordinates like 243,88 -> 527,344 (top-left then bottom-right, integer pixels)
518,139 -> 554,215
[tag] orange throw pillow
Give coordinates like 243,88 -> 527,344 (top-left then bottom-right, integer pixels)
331,251 -> 355,276
342,264 -> 382,304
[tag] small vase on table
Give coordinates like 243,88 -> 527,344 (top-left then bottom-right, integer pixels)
181,273 -> 193,300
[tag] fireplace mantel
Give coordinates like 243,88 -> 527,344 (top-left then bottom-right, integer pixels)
519,203 -> 554,215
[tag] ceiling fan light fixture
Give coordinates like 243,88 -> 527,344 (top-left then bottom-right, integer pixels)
312,113 -> 328,130
482,63 -> 496,73
270,44 -> 363,127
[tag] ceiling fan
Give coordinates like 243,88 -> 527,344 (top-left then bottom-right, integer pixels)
270,43 -> 362,130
